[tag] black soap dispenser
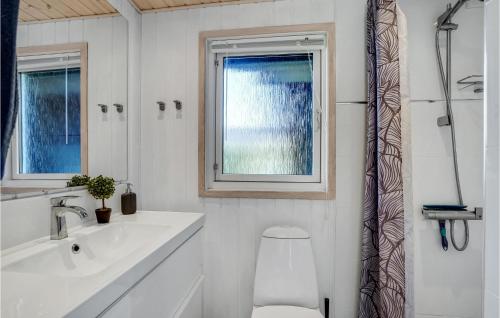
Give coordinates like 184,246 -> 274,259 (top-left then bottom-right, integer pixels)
121,183 -> 137,215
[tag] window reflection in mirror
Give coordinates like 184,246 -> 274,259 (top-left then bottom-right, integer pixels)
0,44 -> 88,198
15,50 -> 86,178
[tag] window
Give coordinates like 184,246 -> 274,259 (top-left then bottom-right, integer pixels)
200,24 -> 335,199
217,53 -> 319,182
13,43 -> 88,180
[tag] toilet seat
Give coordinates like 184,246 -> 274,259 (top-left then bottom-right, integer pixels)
251,305 -> 324,318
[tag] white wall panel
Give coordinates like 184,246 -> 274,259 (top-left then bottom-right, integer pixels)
68,19 -> 84,42
86,17 -> 114,178
54,21 -> 69,43
139,2 -> 336,317
109,0 -> 143,201
26,24 -> 44,46
16,24 -> 28,46
111,16 -> 129,179
40,22 -> 55,44
334,103 -> 365,318
335,0 -> 366,103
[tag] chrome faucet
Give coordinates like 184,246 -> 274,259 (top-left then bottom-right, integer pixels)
50,196 -> 89,240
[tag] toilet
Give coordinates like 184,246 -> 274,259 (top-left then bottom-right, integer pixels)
251,226 -> 324,318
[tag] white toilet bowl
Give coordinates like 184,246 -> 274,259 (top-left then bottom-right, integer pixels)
251,226 -> 324,318
251,305 -> 323,318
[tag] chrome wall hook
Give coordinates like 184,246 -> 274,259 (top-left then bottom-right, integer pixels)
173,100 -> 182,110
98,104 -> 108,113
113,103 -> 124,113
157,101 -> 166,111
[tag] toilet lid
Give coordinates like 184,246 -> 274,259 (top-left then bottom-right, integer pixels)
251,306 -> 324,318
262,226 -> 310,239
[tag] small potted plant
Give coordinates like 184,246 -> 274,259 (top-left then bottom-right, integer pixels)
88,175 -> 115,224
67,175 -> 90,187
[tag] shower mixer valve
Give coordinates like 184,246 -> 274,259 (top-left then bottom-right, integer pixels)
422,206 -> 483,221
422,206 -> 483,252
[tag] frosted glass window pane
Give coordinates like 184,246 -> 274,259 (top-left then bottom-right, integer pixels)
18,68 -> 81,174
222,54 -> 313,175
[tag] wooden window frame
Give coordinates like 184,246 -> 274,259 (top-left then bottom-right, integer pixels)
13,43 -> 88,179
198,23 -> 335,200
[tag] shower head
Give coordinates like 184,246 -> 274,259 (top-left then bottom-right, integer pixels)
436,0 -> 470,30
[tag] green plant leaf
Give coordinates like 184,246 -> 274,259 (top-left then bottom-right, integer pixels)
67,175 -> 91,187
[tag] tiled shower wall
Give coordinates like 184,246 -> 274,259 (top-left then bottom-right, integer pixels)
135,0 -> 484,317
402,1 -> 485,317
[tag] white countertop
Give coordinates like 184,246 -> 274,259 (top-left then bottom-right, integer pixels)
1,211 -> 205,318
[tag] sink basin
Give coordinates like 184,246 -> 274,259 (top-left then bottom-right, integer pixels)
2,223 -> 168,278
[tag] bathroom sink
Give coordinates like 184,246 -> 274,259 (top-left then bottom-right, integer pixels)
2,211 -> 205,318
2,223 -> 168,278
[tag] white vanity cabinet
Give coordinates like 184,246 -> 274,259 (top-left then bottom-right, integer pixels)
100,230 -> 203,318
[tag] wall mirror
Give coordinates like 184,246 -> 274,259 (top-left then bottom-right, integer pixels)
1,10 -> 129,201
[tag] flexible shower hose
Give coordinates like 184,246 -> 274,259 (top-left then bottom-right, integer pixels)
434,29 -> 469,251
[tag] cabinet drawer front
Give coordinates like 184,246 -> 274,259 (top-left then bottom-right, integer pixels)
101,229 -> 203,318
174,276 -> 203,318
